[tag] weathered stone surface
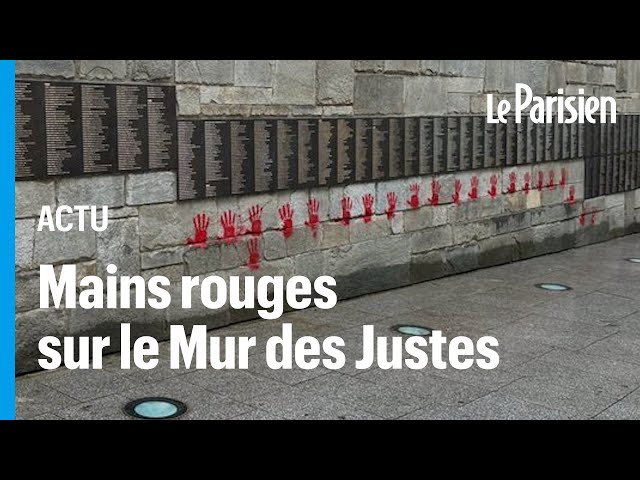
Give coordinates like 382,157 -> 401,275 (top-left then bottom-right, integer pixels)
493,211 -> 531,235
448,196 -> 503,223
343,183 -> 375,218
515,60 -> 548,93
201,86 -> 272,105
530,204 -> 576,226
548,61 -> 567,92
477,234 -> 516,268
317,60 -> 354,105
566,62 -> 587,84
441,60 -> 485,78
375,177 -> 409,214
235,60 -> 275,87
354,74 -> 404,115
16,181 -> 55,218
142,264 -> 184,283
349,215 -> 392,243
448,93 -> 470,113
96,218 -> 140,277
410,250 -> 448,283
16,309 -> 66,375
403,207 -> 435,232
602,66 -> 616,86
16,60 -> 74,78
608,205 -> 625,234
184,245 -> 221,276
126,172 -> 176,206
485,60 -> 516,93
605,192 -> 625,209
384,60 -> 420,73
176,85 -> 201,116
445,243 -> 480,274
131,60 -> 174,81
34,214 -> 96,264
446,77 -> 484,93
272,60 -> 315,105
263,230 -> 286,260
403,76 -> 446,115
294,250 -> 327,279
176,60 -> 234,85
78,60 -> 127,80
58,175 -> 125,208
141,246 -> 186,270
421,60 -> 441,74
586,65 -> 603,85
452,220 -> 495,244
321,221 -> 350,249
411,225 -> 453,253
354,60 -> 384,72
16,270 -> 39,313
285,226 -> 321,257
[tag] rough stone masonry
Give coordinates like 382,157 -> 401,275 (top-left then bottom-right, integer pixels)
15,60 -> 640,374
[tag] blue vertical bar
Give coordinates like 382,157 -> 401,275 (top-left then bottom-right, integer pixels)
0,60 -> 15,420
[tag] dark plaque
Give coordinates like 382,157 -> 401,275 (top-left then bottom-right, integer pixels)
570,122 -> 579,160
277,119 -> 298,190
178,120 -> 205,200
446,117 -> 460,172
616,117 -> 624,191
578,123 -> 586,159
535,121 -> 545,163
626,115 -> 634,189
553,120 -> 562,162
116,84 -> 148,171
526,118 -> 536,164
561,122 -> 571,160
388,118 -> 404,178
544,122 -> 554,162
253,119 -> 277,193
433,117 -> 448,173
147,85 -> 177,170
318,119 -> 337,186
298,119 -> 319,187
372,118 -> 389,180
355,118 -> 372,182
419,117 -> 434,175
16,81 -> 46,180
505,120 -> 516,166
81,83 -> 116,174
204,121 -> 231,197
472,116 -> 485,170
495,121 -> 507,167
484,121 -> 496,168
459,116 -> 473,171
336,119 -> 355,184
516,118 -> 527,165
584,121 -> 595,198
230,120 -> 254,195
404,117 -> 420,177
45,82 -> 82,176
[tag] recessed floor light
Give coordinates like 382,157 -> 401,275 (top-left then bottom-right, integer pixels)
535,283 -> 572,292
626,258 -> 640,263
124,397 -> 187,420
394,325 -> 433,336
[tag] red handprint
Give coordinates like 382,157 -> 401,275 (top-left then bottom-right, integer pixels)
248,205 -> 263,237
386,192 -> 398,220
452,179 -> 462,205
408,183 -> 421,209
341,196 -> 353,226
537,171 -> 544,192
508,171 -> 517,194
523,172 -> 531,195
547,170 -> 556,191
565,185 -> 576,206
579,206 -> 587,227
488,175 -> 499,199
279,203 -> 294,239
468,176 -> 479,201
186,213 -> 210,249
591,208 -> 596,226
246,238 -> 260,271
362,193 -> 374,223
428,180 -> 441,206
217,210 -> 244,245
305,197 -> 320,238
560,168 -> 568,188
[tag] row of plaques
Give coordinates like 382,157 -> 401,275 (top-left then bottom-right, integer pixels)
15,80 -> 176,179
584,115 -> 640,198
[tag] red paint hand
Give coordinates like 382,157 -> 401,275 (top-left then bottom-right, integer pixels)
279,203 -> 294,239
507,171 -> 517,194
468,176 -> 479,201
428,180 -> 441,206
579,206 -> 587,227
248,205 -> 263,237
408,183 -> 420,209
566,185 -> 576,205
186,212 -> 210,248
386,192 -> 397,220
246,238 -> 260,271
217,210 -> 243,245
452,179 -> 462,205
523,172 -> 531,195
488,175 -> 499,199
560,168 -> 568,187
305,197 -> 320,237
362,193 -> 374,223
547,170 -> 556,191
341,196 -> 353,226
537,171 -> 544,192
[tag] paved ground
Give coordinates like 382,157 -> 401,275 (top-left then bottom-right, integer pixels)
17,234 -> 640,420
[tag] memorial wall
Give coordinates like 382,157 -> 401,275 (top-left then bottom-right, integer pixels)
14,60 -> 640,373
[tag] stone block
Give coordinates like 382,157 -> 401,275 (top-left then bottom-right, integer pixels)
183,245 -> 221,276
410,250 -> 448,283
354,74 -> 404,115
176,60 -> 234,85
321,221 -> 350,249
375,177 -> 410,214
586,65 -> 603,85
126,171 -> 176,205
547,61 -> 567,93
308,188 -> 330,224
605,192 -> 625,209
446,77 -> 484,93
78,60 -> 127,80
448,93 -> 470,113
294,250 -> 327,279
607,205 -> 625,235
285,226 -> 321,256
477,234 -> 516,268
515,60 -> 548,93
16,309 -> 66,375
130,60 -> 174,81
602,67 -> 616,86
493,211 -> 531,235
273,60 -> 315,105
58,175 -> 125,208
96,217 -> 140,277
237,192 -> 280,231
141,246 -> 186,270
343,183 -> 375,218
142,265 -> 184,283
176,85 -> 201,116
15,270 -> 39,313
411,225 -> 453,253
235,60 -> 275,87
349,215 -> 392,243
441,60 -> 486,78
420,60 -> 441,74
34,214 -> 96,264
403,76 -> 446,115
384,60 -> 421,73
403,207 -> 435,232
262,230 -> 286,260
328,186 -> 345,220
354,60 -> 384,72
566,62 -> 587,84
16,181 -> 55,218
200,86 -> 272,105
445,243 -> 480,274
452,220 -> 495,244
16,60 -> 74,78
317,60 -> 354,105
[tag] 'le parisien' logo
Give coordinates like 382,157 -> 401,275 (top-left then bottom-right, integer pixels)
487,83 -> 617,124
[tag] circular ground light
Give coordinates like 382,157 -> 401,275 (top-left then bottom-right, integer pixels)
124,397 -> 187,420
394,325 -> 433,336
535,283 -> 573,292
626,258 -> 640,264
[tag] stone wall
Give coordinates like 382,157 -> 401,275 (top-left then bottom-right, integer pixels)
15,60 -> 640,374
